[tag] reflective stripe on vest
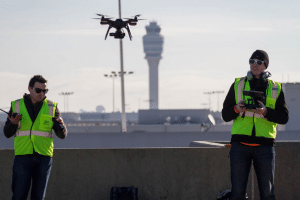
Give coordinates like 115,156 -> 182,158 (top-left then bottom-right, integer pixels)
15,100 -> 20,113
272,82 -> 278,99
48,100 -> 54,116
239,111 -> 265,119
236,77 -> 245,103
15,130 -> 53,138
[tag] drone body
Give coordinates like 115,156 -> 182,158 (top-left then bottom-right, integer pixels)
93,14 -> 144,40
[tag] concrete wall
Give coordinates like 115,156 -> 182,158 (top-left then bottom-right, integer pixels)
0,148 -> 231,200
0,142 -> 300,200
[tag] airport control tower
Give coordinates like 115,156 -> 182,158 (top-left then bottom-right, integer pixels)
143,22 -> 164,109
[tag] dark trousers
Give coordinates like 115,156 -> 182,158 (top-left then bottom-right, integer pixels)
11,155 -> 53,200
230,142 -> 275,200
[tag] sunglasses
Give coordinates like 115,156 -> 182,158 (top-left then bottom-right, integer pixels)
32,87 -> 48,94
249,59 -> 264,65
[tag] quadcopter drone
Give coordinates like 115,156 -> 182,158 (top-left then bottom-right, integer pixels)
93,14 -> 145,41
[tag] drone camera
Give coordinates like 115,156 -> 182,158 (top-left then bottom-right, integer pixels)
110,32 -> 125,39
129,22 -> 137,26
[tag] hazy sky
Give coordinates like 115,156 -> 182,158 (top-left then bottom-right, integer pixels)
1,0 -> 300,113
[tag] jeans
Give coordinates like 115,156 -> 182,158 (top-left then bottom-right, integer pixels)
12,155 -> 53,200
230,142 -> 275,200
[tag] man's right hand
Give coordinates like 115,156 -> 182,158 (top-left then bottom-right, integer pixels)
8,113 -> 22,125
236,100 -> 248,113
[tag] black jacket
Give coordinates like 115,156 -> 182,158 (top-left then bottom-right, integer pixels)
222,77 -> 289,146
3,94 -> 67,140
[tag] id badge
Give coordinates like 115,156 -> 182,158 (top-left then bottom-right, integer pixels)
267,97 -> 276,109
39,114 -> 53,131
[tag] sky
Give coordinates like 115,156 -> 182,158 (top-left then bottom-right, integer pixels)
1,0 -> 300,113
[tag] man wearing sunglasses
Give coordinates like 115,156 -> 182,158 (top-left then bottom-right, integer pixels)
222,50 -> 288,200
3,75 -> 67,200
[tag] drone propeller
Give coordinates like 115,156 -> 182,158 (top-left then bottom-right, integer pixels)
124,14 -> 146,20
96,14 -> 109,17
124,18 -> 146,20
95,14 -> 113,19
92,17 -> 112,20
134,14 -> 146,20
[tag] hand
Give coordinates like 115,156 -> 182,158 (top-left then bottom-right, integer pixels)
54,117 -> 63,124
8,113 -> 22,125
52,116 -> 65,131
236,100 -> 248,113
253,100 -> 267,116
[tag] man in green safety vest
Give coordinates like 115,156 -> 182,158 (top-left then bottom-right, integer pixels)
3,75 -> 67,200
222,50 -> 289,200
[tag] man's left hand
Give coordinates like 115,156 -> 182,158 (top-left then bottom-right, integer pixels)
55,117 -> 63,123
253,100 -> 267,116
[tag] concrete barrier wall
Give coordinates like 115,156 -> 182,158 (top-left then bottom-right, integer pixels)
0,142 -> 300,200
0,148 -> 231,200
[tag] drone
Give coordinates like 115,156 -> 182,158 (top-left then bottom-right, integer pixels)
93,14 -> 145,41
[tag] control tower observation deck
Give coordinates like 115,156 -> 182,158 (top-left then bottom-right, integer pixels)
143,22 -> 164,110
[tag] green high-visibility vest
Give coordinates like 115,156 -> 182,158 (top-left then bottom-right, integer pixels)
232,77 -> 281,139
12,98 -> 57,156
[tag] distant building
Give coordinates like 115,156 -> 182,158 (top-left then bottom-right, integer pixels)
60,112 -> 138,125
143,22 -> 164,110
138,109 -> 210,125
282,82 -> 300,131
79,112 -> 138,122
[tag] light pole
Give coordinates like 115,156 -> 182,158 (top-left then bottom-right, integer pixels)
59,92 -> 74,113
203,91 -> 224,111
104,71 -> 134,123
118,0 -> 127,132
104,72 -> 117,122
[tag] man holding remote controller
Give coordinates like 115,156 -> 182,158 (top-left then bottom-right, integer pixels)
3,75 -> 67,200
222,50 -> 289,200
